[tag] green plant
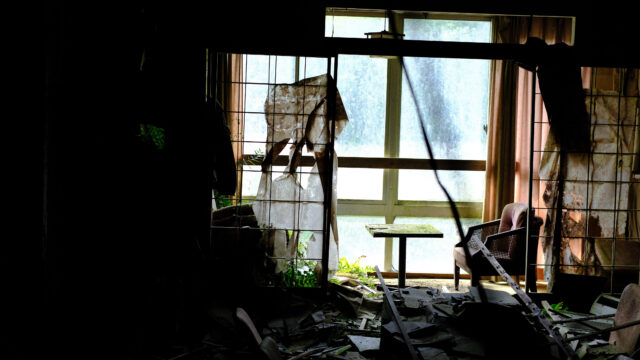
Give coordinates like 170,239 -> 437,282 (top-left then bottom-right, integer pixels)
541,302 -> 569,317
336,256 -> 376,288
213,189 -> 232,209
245,148 -> 264,166
279,230 -> 319,288
550,302 -> 568,312
281,260 -> 319,288
138,123 -> 165,150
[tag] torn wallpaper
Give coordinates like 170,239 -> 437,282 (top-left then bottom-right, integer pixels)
539,90 -> 638,281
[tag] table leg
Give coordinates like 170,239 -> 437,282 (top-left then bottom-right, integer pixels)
399,236 -> 406,288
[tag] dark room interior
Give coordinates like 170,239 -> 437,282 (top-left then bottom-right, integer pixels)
6,2 -> 640,360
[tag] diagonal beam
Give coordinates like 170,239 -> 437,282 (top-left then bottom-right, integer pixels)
474,239 -> 579,359
375,266 -> 420,360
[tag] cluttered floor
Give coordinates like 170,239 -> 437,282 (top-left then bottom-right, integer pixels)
177,275 -> 640,360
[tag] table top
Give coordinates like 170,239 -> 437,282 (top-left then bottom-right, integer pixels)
365,224 -> 443,238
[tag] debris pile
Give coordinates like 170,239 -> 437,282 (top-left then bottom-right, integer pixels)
187,275 -> 639,360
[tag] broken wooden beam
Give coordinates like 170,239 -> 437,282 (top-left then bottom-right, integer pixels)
551,312 -> 616,324
374,265 -> 419,360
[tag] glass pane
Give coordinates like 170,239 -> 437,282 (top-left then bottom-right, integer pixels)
335,55 -> 387,157
243,55 -> 297,157
299,57 -> 332,79
404,19 -> 491,43
337,168 -> 383,200
241,166 -> 286,198
325,16 -> 386,38
240,165 -> 261,197
244,55 -> 296,84
398,170 -> 485,202
392,217 -> 482,273
244,84 -> 269,114
399,56 -> 490,160
337,216 -> 386,269
242,114 -> 267,153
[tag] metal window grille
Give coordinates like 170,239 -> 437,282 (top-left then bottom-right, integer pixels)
528,67 -> 640,293
209,53 -> 339,290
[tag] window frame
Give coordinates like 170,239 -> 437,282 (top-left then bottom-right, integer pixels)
235,12 -> 491,273
328,11 -> 489,271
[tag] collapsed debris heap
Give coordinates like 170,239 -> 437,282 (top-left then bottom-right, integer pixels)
194,275 -> 638,360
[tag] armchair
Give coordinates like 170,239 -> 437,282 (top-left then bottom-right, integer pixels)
453,202 -> 543,292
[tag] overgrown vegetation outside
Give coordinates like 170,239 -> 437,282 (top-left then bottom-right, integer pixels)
334,256 -> 377,289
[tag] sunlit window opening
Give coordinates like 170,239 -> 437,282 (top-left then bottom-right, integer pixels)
238,13 -> 492,274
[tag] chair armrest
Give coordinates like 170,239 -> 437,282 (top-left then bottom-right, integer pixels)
485,227 -> 525,245
455,219 -> 501,247
467,219 -> 501,233
485,227 -> 526,260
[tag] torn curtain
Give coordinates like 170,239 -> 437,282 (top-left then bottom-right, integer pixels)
252,74 -> 348,275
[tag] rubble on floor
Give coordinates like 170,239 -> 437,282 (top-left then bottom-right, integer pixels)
191,278 -> 639,360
